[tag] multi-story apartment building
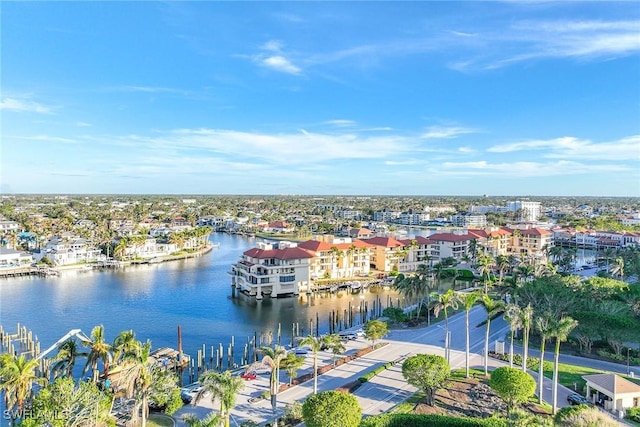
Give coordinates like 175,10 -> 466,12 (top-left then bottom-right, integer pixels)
427,232 -> 474,262
298,237 -> 372,279
508,227 -> 552,258
230,241 -> 313,299
507,201 -> 542,222
373,210 -> 400,222
467,228 -> 512,257
395,211 -> 430,226
451,214 -> 487,228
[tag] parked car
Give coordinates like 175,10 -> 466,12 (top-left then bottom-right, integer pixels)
240,371 -> 257,380
339,332 -> 358,341
293,347 -> 309,355
252,366 -> 272,374
180,383 -> 203,404
567,393 -> 592,406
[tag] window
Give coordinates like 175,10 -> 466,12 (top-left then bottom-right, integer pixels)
280,275 -> 295,283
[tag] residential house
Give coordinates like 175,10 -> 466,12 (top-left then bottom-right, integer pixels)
38,236 -> 104,266
264,221 -> 294,233
0,248 -> 33,269
230,241 -> 313,298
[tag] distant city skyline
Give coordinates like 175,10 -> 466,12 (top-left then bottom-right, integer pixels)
2,2 -> 639,196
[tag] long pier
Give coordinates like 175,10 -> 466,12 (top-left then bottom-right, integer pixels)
0,266 -> 59,278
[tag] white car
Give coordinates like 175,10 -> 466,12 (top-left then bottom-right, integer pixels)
180,384 -> 203,403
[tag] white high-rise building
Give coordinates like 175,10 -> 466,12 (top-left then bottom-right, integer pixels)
507,201 -> 541,222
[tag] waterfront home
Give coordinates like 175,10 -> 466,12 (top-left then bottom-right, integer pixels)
263,221 -> 294,233
364,236 -> 406,272
36,236 -> 104,266
230,241 -> 312,298
0,248 -> 33,269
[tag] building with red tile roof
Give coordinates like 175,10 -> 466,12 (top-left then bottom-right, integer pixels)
230,241 -> 312,299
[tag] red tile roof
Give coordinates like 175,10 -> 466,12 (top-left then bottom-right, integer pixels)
365,236 -> 406,248
397,236 -> 432,246
428,232 -> 474,242
243,246 -> 314,260
297,240 -> 333,252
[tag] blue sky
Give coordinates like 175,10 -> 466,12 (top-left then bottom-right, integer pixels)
2,1 -> 639,196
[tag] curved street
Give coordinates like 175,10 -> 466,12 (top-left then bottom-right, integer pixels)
174,306 -> 636,426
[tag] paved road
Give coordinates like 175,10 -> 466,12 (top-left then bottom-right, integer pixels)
174,306 -> 632,425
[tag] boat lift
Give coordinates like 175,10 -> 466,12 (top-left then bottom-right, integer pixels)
35,328 -> 91,360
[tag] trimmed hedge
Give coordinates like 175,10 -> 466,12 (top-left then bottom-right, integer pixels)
359,413 -> 507,427
359,361 -> 396,383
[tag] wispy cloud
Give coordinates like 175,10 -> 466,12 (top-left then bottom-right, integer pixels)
252,40 -> 302,75
108,127 -> 417,165
324,119 -> 357,128
0,97 -> 54,114
438,160 -> 630,177
453,19 -> 640,70
421,126 -> 477,139
114,85 -> 193,96
76,121 -> 92,127
488,135 -> 640,161
9,135 -> 76,144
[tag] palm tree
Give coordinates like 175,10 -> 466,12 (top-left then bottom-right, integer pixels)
476,253 -> 496,293
432,289 -> 459,362
82,325 -> 113,382
280,353 -> 305,385
323,334 -> 346,366
251,344 -> 287,426
479,294 -> 505,377
0,354 -> 47,415
534,313 -> 553,404
610,256 -> 625,279
393,274 -> 420,318
120,340 -> 154,427
299,335 -> 323,395
503,304 -> 523,368
516,303 -> 533,373
194,370 -> 244,427
549,316 -> 578,415
112,329 -> 137,365
457,291 -> 480,378
51,338 -> 87,378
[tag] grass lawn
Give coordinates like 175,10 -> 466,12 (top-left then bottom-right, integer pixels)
147,413 -> 174,427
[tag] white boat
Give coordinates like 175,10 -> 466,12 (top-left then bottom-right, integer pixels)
350,281 -> 362,290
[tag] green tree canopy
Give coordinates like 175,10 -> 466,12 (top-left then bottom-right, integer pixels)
302,390 -> 362,427
489,367 -> 536,414
363,319 -> 389,348
401,354 -> 450,406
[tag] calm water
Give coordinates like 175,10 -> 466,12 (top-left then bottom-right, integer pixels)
0,233 -> 397,362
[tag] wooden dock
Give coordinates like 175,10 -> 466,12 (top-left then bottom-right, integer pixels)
0,266 -> 59,278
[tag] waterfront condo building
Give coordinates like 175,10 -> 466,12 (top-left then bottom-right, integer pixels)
297,237 -> 372,280
230,241 -> 313,299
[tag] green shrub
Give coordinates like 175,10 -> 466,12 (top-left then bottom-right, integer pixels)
627,407 -> 640,422
359,413 -> 508,427
164,387 -> 183,415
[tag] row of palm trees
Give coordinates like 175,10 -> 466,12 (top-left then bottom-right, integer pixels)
0,325 -> 176,427
395,261 -> 581,416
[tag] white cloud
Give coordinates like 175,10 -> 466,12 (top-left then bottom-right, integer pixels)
252,40 -> 302,75
421,126 -> 477,139
0,97 -> 53,114
76,121 -> 92,127
261,56 -> 302,75
488,135 -> 640,161
111,127 -> 416,165
324,119 -> 357,127
439,160 -> 630,177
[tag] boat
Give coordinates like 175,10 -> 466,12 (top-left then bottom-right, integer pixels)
350,281 -> 362,290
